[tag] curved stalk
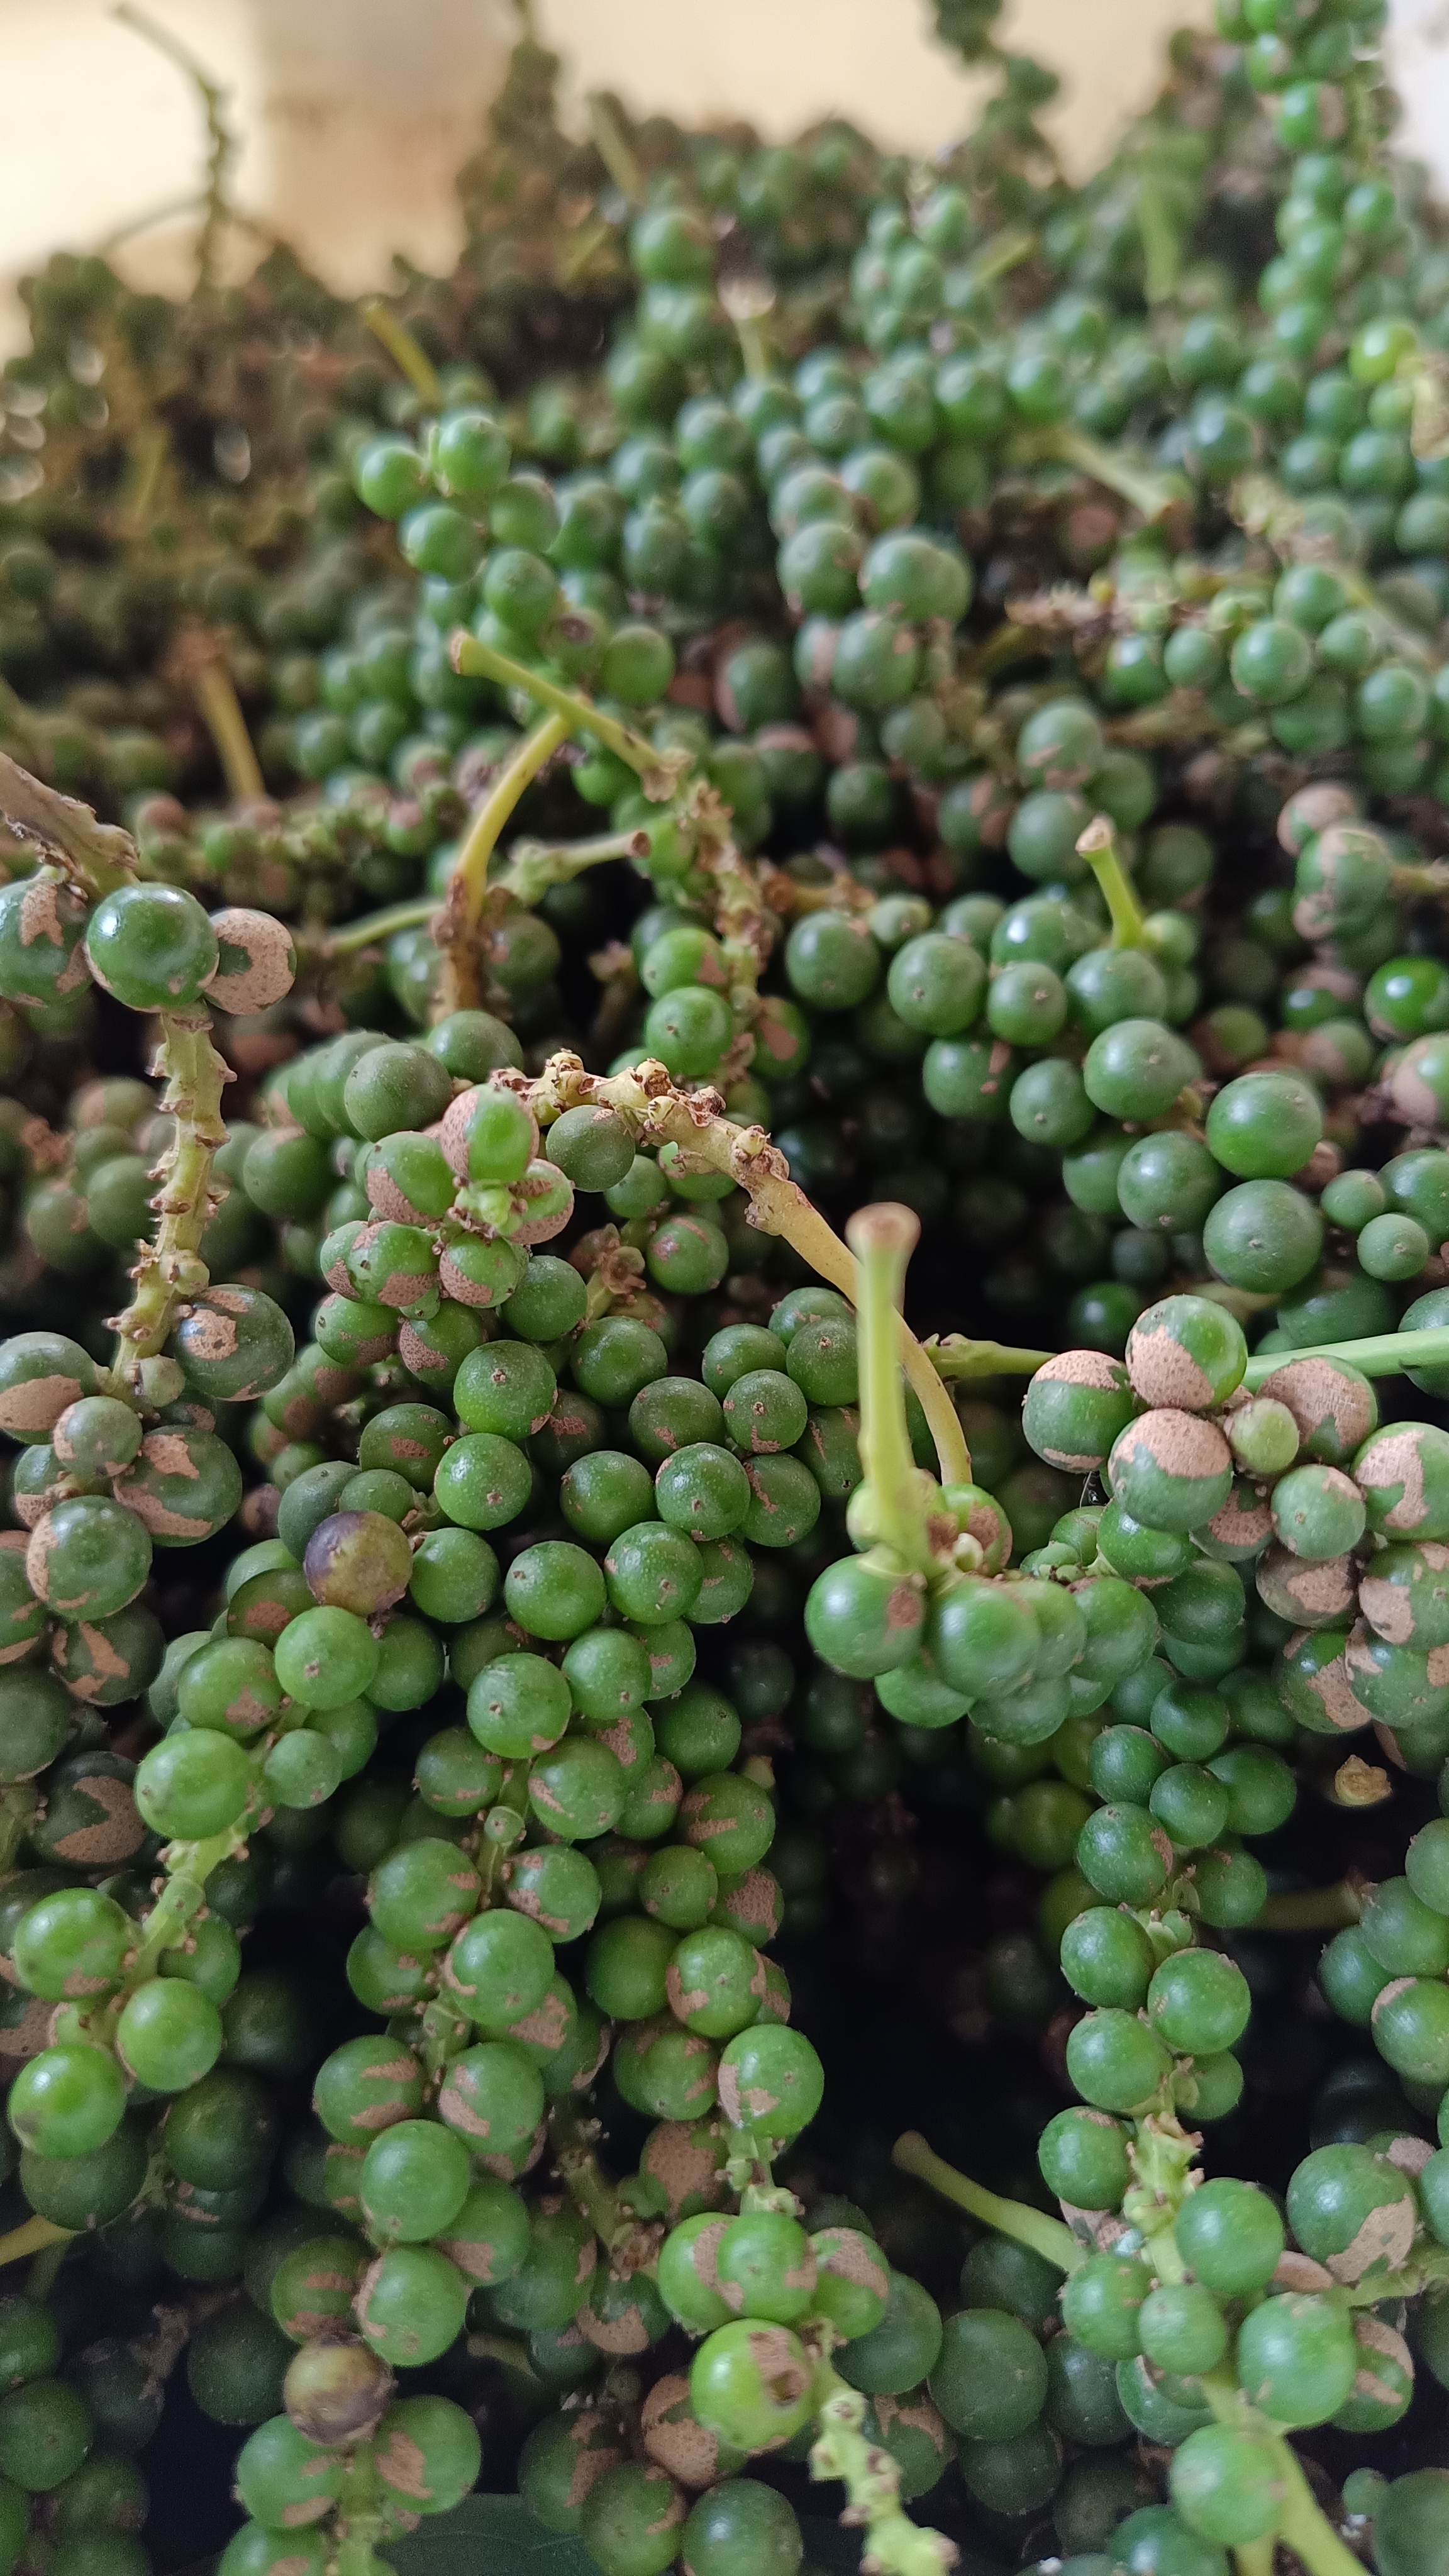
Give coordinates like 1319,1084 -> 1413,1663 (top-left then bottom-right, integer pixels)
926,1334 -> 1053,1382
1077,814 -> 1147,947
892,2132 -> 1080,2273
435,711 -> 570,1014
191,658 -> 264,803
450,634 -> 691,801
1243,1325 -> 1449,1390
1015,427 -> 1189,525
1255,1882 -> 1363,1933
361,299 -> 444,408
326,896 -> 439,955
586,93 -> 644,205
0,2216 -> 72,2270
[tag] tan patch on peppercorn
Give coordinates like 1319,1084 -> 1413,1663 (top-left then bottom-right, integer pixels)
367,1166 -> 430,1226
1259,1544 -> 1357,1626
508,1987 -> 570,2055
1358,1429 -> 1427,1532
1299,1640 -> 1368,1733
114,1431 -> 209,1540
0,1992 -> 51,2057
1258,1357 -> 1375,1458
1359,1542 -> 1449,1645
641,2377 -> 726,2487
51,1621 -> 131,1699
640,2121 -> 728,2221
438,1248 -> 509,1306
372,2424 -> 433,2503
1202,1489 -> 1274,1553
45,1772 -> 144,1864
1030,1348 -> 1130,1470
816,2227 -> 889,2301
1126,1319 -> 1213,1412
578,2292 -> 652,2354
874,2391 -> 947,2450
1278,783 -> 1359,853
1348,2316 -> 1412,2411
1124,1407 -> 1231,1484
715,1865 -> 780,1941
0,1369 -> 87,1438
476,2117 -> 548,2182
1380,2135 -> 1435,2177
1273,2251 -> 1335,2292
1325,2199 -> 1416,2285
204,909 -> 296,1015
179,1295 -> 242,1361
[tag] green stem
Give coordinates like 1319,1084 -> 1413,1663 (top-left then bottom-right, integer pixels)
436,711 -> 571,1014
333,2438 -> 389,2576
326,896 -> 438,955
465,2328 -> 539,2379
808,2356 -> 956,2576
1256,1882 -> 1363,1933
0,2217 -> 72,2269
1275,2468 -> 1368,2576
1391,861 -> 1449,900
361,299 -> 443,408
0,1789 -> 37,1875
108,1009 -> 233,1384
926,1335 -> 1053,1381
192,658 -> 264,803
499,828 -> 648,908
548,2099 -> 633,2257
1136,172 -> 1182,304
1077,814 -> 1148,946
892,2132 -> 1080,2273
1201,2377 -> 1363,2576
475,1776 -> 528,1904
972,226 -> 1038,286
1243,1326 -> 1449,1391
845,1204 -> 936,1575
1234,2542 -> 1275,2576
1341,2244 -> 1449,2306
1019,426 -> 1188,525
450,635 -> 690,800
587,93 -> 644,204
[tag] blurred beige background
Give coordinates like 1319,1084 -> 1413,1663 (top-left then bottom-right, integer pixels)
1,0 -> 1446,350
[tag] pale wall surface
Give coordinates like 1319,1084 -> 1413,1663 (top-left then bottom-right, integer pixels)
1,0 -> 1446,350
